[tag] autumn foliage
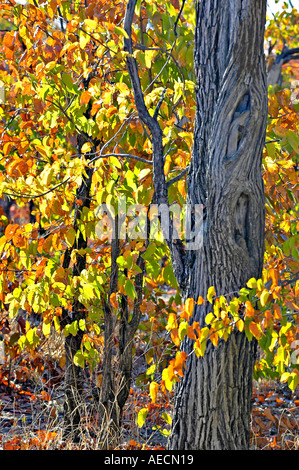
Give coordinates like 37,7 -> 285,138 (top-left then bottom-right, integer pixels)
0,0 -> 298,450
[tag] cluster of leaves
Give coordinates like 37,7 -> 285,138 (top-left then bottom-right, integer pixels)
0,0 -> 195,433
0,0 -> 298,440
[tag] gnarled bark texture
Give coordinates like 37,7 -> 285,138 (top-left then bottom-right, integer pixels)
168,0 -> 268,450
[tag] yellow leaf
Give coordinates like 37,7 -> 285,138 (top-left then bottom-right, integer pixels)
247,278 -> 257,289
79,31 -> 90,49
164,155 -> 172,175
84,18 -> 98,32
166,312 -> 178,331
207,286 -> 216,304
205,312 -> 215,325
149,381 -> 159,403
65,227 -> 76,248
116,82 -> 130,97
184,298 -> 194,319
144,49 -> 155,69
260,289 -> 270,307
81,142 -> 92,153
137,408 -> 148,428
236,318 -> 244,332
42,321 -> 51,337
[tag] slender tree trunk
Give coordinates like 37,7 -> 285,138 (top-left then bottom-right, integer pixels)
168,0 -> 268,450
62,139 -> 95,441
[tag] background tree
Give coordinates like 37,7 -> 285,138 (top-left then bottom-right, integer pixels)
0,0 -> 298,451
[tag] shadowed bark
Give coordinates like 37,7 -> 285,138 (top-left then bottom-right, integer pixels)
124,0 -> 267,450
168,0 -> 268,450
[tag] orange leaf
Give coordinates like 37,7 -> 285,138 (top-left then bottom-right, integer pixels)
184,298 -> 194,319
249,321 -> 263,340
273,303 -> 282,320
264,407 -> 277,423
263,310 -> 273,329
80,90 -> 91,105
187,325 -> 197,340
209,329 -> 219,347
178,179 -> 186,197
269,268 -> 279,288
106,105 -> 118,118
110,292 -> 119,309
197,296 -> 205,305
245,300 -> 255,319
170,328 -> 180,346
4,224 -> 19,241
174,351 -> 188,377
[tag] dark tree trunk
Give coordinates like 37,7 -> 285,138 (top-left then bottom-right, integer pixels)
168,0 -> 268,450
62,140 -> 94,441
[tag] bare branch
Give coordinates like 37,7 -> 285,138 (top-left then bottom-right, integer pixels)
167,166 -> 190,187
89,152 -> 153,165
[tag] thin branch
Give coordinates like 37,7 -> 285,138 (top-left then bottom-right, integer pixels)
265,139 -> 281,144
153,87 -> 166,121
4,177 -> 70,199
89,152 -> 153,165
174,0 -> 186,37
166,166 -> 190,187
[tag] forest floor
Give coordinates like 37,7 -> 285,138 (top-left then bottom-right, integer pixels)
0,335 -> 298,450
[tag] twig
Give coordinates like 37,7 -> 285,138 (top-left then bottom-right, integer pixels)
166,166 -> 190,187
174,0 -> 186,37
153,87 -> 166,121
89,152 -> 153,165
4,177 -> 70,199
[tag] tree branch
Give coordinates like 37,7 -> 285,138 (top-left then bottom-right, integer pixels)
89,152 -> 153,166
4,177 -> 70,200
166,166 -> 190,187
124,0 -> 187,289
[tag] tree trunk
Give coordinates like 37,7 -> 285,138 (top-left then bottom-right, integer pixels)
168,0 -> 268,450
62,141 -> 94,441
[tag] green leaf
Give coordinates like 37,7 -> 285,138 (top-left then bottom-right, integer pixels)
141,244 -> 156,260
61,72 -> 75,93
26,328 -> 39,347
66,320 -> 79,336
73,350 -> 85,368
114,25 -> 129,39
178,320 -> 188,341
162,412 -> 172,425
124,279 -> 136,299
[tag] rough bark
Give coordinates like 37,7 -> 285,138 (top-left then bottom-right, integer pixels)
124,0 -> 267,451
168,0 -> 268,450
